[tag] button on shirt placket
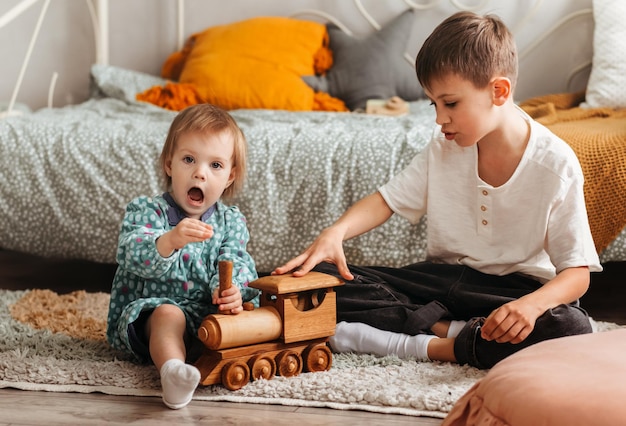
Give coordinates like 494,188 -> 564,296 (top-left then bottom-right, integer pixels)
478,187 -> 493,238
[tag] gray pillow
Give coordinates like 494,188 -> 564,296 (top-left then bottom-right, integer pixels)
90,64 -> 167,103
303,9 -> 423,111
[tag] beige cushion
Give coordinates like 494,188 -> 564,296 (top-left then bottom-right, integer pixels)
443,328 -> 626,426
581,0 -> 626,108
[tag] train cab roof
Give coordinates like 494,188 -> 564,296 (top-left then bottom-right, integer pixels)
250,272 -> 343,295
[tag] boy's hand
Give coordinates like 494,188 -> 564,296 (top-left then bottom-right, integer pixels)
213,285 -> 243,314
481,299 -> 542,344
156,218 -> 213,257
272,226 -> 353,281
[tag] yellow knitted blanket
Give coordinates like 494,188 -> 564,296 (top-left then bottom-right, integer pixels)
520,92 -> 626,253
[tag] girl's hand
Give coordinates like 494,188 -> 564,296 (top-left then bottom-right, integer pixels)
212,285 -> 243,314
157,218 -> 213,257
480,299 -> 543,344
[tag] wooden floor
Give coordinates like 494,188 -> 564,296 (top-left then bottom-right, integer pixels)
0,388 -> 442,426
1,249 -> 625,425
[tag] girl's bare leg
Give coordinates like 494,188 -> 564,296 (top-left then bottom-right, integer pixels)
145,304 -> 200,409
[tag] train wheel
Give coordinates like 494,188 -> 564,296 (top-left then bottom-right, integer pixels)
303,344 -> 332,372
275,350 -> 303,377
248,355 -> 276,381
221,360 -> 250,391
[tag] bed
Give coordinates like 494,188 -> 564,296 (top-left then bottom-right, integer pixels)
0,0 -> 624,278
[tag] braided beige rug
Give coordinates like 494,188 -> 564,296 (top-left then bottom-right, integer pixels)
0,289 -> 620,418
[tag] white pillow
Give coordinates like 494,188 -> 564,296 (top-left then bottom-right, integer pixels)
581,0 -> 626,108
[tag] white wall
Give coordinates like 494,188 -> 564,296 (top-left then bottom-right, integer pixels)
1,0 -> 594,111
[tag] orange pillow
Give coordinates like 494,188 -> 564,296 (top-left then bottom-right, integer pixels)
141,17 -> 346,112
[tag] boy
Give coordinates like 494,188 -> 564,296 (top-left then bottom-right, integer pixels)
273,11 -> 601,369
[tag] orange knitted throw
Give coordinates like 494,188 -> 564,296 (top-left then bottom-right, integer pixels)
521,92 -> 626,253
136,82 -> 205,111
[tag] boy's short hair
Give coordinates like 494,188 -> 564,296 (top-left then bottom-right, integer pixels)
415,11 -> 518,93
159,103 -> 247,201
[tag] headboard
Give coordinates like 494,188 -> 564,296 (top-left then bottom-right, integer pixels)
0,0 -> 594,112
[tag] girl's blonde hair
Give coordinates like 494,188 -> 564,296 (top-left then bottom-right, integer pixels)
159,104 -> 247,201
415,11 -> 518,93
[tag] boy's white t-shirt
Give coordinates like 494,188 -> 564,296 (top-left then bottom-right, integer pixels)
379,115 -> 602,283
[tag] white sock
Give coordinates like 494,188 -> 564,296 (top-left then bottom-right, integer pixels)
329,321 -> 436,361
160,359 -> 201,409
446,320 -> 467,338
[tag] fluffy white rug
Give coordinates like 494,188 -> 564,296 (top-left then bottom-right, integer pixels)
0,289 -> 619,418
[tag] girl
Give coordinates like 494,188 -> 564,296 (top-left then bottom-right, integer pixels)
107,104 -> 259,409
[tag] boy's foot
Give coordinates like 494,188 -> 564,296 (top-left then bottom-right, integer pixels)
329,321 -> 436,361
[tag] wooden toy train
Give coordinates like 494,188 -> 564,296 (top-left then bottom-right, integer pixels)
194,261 -> 343,390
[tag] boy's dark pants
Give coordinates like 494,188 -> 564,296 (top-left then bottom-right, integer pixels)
314,261 -> 592,369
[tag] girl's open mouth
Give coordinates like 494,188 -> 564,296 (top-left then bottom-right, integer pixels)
187,187 -> 204,206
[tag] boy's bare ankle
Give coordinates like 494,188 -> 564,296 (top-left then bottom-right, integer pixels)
431,320 -> 450,338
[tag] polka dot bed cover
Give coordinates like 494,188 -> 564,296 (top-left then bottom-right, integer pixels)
0,64 -> 623,273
